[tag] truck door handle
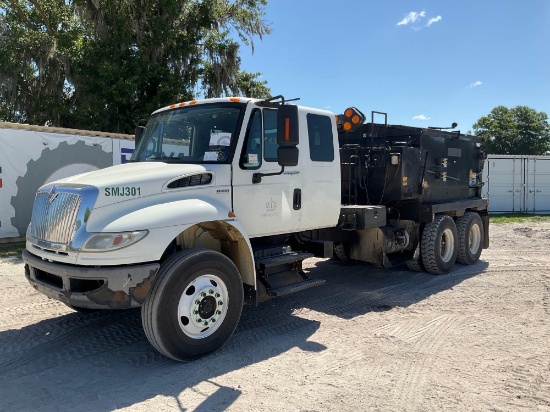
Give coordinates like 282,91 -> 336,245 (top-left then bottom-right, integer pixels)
293,188 -> 301,210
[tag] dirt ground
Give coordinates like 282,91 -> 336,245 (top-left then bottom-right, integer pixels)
0,222 -> 549,412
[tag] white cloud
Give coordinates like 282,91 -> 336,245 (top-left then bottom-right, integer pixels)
397,11 -> 426,26
426,16 -> 442,26
398,11 -> 442,30
413,114 -> 431,120
468,81 -> 483,88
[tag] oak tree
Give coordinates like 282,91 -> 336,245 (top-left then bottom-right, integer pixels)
473,106 -> 550,155
0,0 -> 271,133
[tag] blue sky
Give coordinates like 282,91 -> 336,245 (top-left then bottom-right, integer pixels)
239,0 -> 550,133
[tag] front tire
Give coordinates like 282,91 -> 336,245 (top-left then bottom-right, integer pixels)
421,215 -> 458,275
456,212 -> 484,265
142,249 -> 244,361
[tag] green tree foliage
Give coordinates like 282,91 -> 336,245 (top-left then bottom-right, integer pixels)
473,106 -> 550,155
0,0 -> 271,133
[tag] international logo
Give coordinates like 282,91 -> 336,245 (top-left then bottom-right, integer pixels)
48,186 -> 58,204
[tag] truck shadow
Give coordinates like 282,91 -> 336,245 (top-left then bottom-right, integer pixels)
0,258 -> 488,411
296,258 -> 491,319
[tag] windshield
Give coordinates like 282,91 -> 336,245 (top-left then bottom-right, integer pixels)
131,103 -> 245,163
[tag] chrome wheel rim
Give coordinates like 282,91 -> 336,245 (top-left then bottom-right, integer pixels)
177,274 -> 228,339
469,223 -> 482,255
441,228 -> 455,262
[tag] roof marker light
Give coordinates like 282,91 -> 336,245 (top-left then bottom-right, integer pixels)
338,107 -> 365,133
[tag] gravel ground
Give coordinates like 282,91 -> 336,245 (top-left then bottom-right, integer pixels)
0,222 -> 549,411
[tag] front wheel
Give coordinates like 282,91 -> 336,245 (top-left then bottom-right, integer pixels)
142,249 -> 244,361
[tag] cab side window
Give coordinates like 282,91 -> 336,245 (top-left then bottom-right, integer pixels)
264,109 -> 278,162
307,114 -> 334,162
239,109 -> 262,169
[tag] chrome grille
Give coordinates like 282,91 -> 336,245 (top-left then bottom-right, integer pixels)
30,190 -> 82,245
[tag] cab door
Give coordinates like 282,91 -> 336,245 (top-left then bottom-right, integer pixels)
232,107 -> 303,238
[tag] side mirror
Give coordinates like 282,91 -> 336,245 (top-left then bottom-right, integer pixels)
135,126 -> 145,147
253,105 -> 300,184
277,146 -> 299,167
277,105 -> 299,146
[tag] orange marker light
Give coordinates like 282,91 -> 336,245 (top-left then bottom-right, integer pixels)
178,102 -> 186,107
345,108 -> 353,117
190,100 -> 197,105
170,104 -> 176,109
352,115 -> 360,124
285,118 -> 290,142
229,97 -> 241,102
344,122 -> 352,131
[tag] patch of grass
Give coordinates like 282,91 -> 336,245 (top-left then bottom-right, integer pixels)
489,213 -> 550,224
0,245 -> 25,258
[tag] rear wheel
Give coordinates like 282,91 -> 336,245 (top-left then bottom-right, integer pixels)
142,249 -> 244,361
421,215 -> 458,275
456,212 -> 484,265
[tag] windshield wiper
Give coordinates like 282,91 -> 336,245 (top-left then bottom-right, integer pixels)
148,155 -> 181,161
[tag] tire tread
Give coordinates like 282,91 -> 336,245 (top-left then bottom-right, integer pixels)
456,212 -> 483,265
141,249 -> 242,361
421,215 -> 457,275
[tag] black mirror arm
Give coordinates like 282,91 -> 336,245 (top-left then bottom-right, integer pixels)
252,166 -> 285,184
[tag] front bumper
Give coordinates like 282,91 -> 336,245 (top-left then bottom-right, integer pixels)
23,249 -> 160,310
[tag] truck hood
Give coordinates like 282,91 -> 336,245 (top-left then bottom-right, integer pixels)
49,162 -> 213,208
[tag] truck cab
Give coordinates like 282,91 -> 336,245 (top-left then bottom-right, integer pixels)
130,96 -> 341,238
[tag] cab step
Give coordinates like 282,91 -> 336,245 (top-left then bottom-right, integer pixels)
254,248 -> 325,298
266,278 -> 326,297
256,251 -> 314,271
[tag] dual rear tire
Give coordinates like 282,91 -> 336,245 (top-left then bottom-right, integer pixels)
408,212 -> 484,275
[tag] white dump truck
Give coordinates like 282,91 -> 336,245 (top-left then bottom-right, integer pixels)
23,96 -> 489,361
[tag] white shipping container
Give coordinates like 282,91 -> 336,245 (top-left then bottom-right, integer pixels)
483,155 -> 550,213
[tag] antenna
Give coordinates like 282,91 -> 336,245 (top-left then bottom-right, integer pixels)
428,122 -> 458,130
257,95 -> 301,107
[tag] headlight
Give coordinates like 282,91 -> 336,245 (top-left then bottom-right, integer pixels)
81,230 -> 148,252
